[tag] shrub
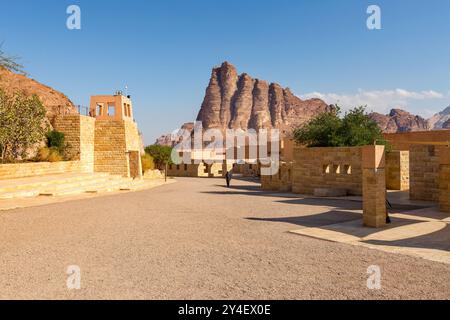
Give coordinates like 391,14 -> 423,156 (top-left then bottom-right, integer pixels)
141,153 -> 155,173
46,130 -> 65,154
37,147 -> 51,162
0,89 -> 48,162
293,106 -> 389,148
47,148 -> 63,162
144,145 -> 173,170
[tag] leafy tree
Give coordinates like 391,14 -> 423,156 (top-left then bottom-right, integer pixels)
0,89 -> 48,162
293,107 -> 342,147
144,144 -> 173,170
293,106 -> 388,148
0,44 -> 26,75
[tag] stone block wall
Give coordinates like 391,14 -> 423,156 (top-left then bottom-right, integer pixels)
385,151 -> 409,190
167,163 -> 206,177
292,147 -> 363,195
362,145 -> 387,228
52,114 -> 95,173
0,161 -> 82,180
439,148 -> 450,212
261,162 -> 293,192
94,120 -> 129,176
409,145 -> 440,201
167,162 -> 229,177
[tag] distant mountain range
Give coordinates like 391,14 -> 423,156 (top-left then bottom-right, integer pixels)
427,106 -> 450,129
155,62 -> 450,145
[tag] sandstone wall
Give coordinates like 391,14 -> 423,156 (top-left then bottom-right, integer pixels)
409,145 -> 440,201
0,161 -> 82,180
385,151 -> 409,190
167,162 -> 228,177
53,115 -> 95,173
261,162 -> 292,192
292,147 -> 363,195
384,130 -> 450,150
94,120 -> 128,176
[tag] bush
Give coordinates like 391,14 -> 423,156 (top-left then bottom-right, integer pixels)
37,147 -> 51,162
141,153 -> 155,173
36,146 -> 62,162
47,148 -> 63,162
0,89 -> 48,162
144,145 -> 173,170
46,130 -> 65,153
293,106 -> 389,148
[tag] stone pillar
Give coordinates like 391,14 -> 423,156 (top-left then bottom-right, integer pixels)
439,148 -> 450,212
362,145 -> 387,228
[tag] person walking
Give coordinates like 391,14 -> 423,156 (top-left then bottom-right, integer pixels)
225,170 -> 233,188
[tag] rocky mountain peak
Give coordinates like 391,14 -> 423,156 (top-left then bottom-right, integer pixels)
196,61 -> 332,134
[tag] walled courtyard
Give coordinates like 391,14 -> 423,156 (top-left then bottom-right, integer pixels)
0,177 -> 448,299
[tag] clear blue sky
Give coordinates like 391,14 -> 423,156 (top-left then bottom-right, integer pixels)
1,0 -> 450,143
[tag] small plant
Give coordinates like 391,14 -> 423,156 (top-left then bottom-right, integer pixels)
46,130 -> 66,154
37,147 -> 51,162
47,148 -> 63,162
141,153 -> 155,173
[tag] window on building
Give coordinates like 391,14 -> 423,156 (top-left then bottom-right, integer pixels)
96,103 -> 104,116
333,164 -> 340,174
343,165 -> 352,175
323,164 -> 330,174
123,103 -> 128,117
184,164 -> 188,171
108,103 -> 116,116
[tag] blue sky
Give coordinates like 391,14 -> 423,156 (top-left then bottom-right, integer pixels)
1,0 -> 449,143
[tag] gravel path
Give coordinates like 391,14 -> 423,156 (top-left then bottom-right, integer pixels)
0,177 -> 449,299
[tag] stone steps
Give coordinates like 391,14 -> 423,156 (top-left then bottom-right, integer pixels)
0,173 -> 110,194
0,173 -> 145,199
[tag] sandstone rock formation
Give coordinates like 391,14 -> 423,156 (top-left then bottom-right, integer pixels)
196,62 -> 333,135
0,67 -> 77,121
155,122 -> 195,146
427,106 -> 450,129
369,108 -> 429,133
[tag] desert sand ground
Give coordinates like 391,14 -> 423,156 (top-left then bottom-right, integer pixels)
0,177 -> 449,299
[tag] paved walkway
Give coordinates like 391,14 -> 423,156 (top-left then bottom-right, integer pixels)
0,177 -> 449,299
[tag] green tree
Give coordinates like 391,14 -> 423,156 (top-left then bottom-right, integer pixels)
293,107 -> 342,147
144,144 -> 173,170
0,89 -> 48,162
293,106 -> 388,148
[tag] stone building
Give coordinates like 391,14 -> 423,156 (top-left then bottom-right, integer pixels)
53,94 -> 143,179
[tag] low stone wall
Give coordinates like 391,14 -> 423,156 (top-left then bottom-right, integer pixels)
167,162 -> 227,177
292,146 -> 363,196
261,162 -> 292,192
144,169 -> 164,179
410,145 -> 440,201
384,130 -> 450,150
0,161 -> 82,180
53,115 -> 95,173
385,151 -> 409,190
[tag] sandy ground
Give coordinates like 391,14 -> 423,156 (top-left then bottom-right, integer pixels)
0,177 -> 449,299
